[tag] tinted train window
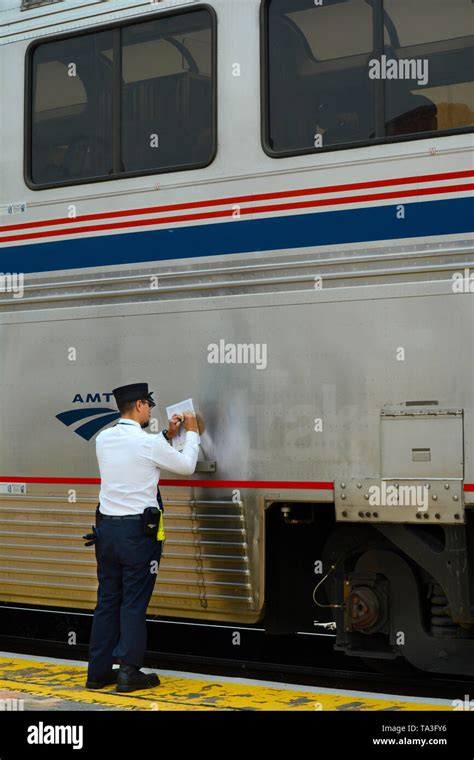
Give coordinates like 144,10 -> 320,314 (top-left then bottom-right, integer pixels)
265,0 -> 375,152
28,8 -> 215,187
264,0 -> 474,155
31,32 -> 114,184
383,0 -> 474,137
122,11 -> 214,173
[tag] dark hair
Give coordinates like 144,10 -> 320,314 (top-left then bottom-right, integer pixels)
117,399 -> 137,415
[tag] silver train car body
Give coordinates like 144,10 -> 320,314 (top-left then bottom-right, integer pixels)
0,0 -> 473,675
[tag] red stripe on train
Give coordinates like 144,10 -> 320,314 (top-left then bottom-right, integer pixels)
0,476 -> 332,489
0,169 -> 471,233
2,476 -> 474,491
1,181 -> 472,244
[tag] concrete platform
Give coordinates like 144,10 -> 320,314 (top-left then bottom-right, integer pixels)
0,652 -> 454,711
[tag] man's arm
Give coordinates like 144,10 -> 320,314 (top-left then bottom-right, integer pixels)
150,412 -> 200,475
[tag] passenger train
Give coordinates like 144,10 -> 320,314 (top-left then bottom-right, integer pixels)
0,0 -> 473,677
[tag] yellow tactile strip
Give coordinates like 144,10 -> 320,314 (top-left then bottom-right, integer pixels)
0,657 -> 451,711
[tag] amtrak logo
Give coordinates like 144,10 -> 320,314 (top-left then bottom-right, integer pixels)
56,393 -> 120,441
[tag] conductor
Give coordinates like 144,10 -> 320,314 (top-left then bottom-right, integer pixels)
85,382 -> 199,692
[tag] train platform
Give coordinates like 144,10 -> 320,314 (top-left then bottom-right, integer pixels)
0,652 -> 455,711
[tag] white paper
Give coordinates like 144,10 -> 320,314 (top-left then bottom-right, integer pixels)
165,398 -> 200,451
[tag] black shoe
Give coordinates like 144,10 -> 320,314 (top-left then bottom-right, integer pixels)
116,664 -> 160,693
86,669 -> 119,690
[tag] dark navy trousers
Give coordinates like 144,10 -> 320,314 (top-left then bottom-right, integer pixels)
87,511 -> 163,681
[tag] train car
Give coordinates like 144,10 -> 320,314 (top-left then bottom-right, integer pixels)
0,0 -> 473,677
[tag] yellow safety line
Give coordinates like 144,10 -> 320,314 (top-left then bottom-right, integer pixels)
0,657 -> 451,711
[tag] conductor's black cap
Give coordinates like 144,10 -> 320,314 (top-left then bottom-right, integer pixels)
112,383 -> 156,408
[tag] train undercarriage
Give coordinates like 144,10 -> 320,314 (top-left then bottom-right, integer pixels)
265,502 -> 474,677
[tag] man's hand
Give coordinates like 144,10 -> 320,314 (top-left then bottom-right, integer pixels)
166,411 -> 200,439
183,411 -> 199,433
166,414 -> 184,439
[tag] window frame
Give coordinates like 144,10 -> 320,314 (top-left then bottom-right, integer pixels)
260,0 -> 474,158
24,3 -> 217,190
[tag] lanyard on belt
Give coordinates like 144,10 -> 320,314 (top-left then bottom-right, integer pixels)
156,486 -> 165,541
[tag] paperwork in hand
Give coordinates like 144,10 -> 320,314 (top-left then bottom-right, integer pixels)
165,398 -> 200,451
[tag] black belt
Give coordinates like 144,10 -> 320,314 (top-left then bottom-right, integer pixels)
100,513 -> 142,520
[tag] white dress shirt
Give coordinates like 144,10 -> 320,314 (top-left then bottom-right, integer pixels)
96,418 -> 200,516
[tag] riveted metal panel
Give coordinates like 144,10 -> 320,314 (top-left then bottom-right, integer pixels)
335,478 -> 465,525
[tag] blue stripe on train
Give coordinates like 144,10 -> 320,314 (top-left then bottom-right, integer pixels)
2,196 -> 472,274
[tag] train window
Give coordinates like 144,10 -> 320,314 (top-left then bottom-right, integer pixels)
30,32 -> 114,184
121,10 -> 214,173
383,0 -> 474,137
263,0 -> 474,155
27,7 -> 215,187
265,0 -> 376,153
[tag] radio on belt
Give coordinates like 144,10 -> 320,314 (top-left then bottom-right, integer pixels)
142,506 -> 162,537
